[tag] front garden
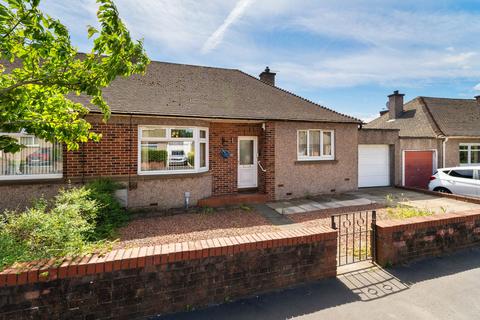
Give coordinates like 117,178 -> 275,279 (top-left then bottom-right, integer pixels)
0,188 -> 466,271
0,180 -> 129,271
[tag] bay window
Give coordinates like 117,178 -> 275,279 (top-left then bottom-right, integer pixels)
297,129 -> 334,160
459,143 -> 480,165
0,132 -> 63,180
138,126 -> 208,174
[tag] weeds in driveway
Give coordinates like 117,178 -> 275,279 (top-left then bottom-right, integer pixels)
384,193 -> 435,219
239,204 -> 252,211
386,206 -> 434,219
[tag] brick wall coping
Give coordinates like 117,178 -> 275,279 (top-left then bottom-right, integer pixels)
0,226 -> 336,288
396,186 -> 480,205
376,209 -> 480,232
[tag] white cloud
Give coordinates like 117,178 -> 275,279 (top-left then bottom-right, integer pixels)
201,0 -> 255,53
39,0 -> 480,90
474,83 -> 480,91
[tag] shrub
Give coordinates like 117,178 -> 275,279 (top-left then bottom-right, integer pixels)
85,179 -> 129,239
0,179 -> 128,271
0,193 -> 101,270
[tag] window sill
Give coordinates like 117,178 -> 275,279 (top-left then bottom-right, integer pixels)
137,170 -> 210,179
295,159 -> 338,165
0,175 -> 64,185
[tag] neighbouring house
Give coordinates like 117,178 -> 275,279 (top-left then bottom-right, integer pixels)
358,91 -> 480,189
0,62 -> 362,210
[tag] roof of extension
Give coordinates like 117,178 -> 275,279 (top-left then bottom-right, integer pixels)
365,96 -> 480,137
77,60 -> 360,123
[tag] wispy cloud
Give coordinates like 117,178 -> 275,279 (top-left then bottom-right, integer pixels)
474,83 -> 480,91
201,0 -> 254,54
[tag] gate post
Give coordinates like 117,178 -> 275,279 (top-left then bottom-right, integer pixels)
371,210 -> 377,263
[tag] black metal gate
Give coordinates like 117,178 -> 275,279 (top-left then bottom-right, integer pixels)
331,210 -> 376,266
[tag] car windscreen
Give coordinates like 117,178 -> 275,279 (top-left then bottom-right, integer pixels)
448,169 -> 474,179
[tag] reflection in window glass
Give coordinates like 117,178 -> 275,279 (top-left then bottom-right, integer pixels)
171,128 -> 193,138
459,144 -> 480,165
309,131 -> 320,157
200,142 -> 206,168
200,130 -> 206,139
448,169 -> 473,179
323,131 -> 332,156
142,128 -> 166,138
140,141 -> 194,171
0,133 -> 62,178
298,131 -> 307,157
239,140 -> 254,165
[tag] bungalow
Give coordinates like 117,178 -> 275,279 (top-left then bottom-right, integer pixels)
359,91 -> 480,189
0,62 -> 361,210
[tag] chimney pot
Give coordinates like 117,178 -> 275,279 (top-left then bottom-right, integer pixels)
387,90 -> 405,119
259,66 -> 276,86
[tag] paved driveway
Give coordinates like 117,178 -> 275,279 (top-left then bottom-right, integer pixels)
353,187 -> 480,213
155,247 -> 480,320
266,187 -> 480,216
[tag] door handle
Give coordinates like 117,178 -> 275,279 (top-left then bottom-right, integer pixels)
258,161 -> 267,172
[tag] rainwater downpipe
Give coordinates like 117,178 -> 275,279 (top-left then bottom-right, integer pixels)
442,137 -> 449,168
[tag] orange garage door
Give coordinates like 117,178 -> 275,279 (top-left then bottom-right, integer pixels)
404,151 -> 434,188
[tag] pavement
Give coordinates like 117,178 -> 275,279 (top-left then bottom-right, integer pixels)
266,187 -> 480,215
154,247 -> 480,320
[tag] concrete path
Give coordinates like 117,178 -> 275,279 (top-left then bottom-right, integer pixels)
154,247 -> 480,320
252,204 -> 294,225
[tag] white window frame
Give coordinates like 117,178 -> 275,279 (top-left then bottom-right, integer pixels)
138,126 -> 209,175
297,129 -> 335,161
459,143 -> 480,166
0,132 -> 63,181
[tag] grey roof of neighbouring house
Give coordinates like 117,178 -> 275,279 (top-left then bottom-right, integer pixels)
76,61 -> 360,123
365,96 -> 480,137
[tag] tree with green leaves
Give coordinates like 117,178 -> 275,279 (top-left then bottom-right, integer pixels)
0,0 -> 149,153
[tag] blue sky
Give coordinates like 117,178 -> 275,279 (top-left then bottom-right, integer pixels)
41,0 -> 480,121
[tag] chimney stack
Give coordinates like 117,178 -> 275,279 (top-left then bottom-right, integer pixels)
475,95 -> 480,104
259,66 -> 276,86
388,90 -> 405,119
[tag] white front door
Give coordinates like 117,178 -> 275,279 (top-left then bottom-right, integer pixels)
238,136 -> 258,188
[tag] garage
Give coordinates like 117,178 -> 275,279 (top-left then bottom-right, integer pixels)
404,151 -> 435,188
358,144 -> 390,187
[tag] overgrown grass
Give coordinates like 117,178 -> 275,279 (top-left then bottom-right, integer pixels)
0,179 -> 129,271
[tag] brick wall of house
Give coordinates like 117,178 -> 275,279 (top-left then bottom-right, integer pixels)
0,227 -> 337,319
209,122 -> 270,196
376,210 -> 480,266
65,121 -> 137,179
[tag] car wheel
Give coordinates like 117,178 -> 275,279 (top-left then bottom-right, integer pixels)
434,187 -> 452,194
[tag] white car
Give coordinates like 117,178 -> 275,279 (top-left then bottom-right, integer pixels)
428,166 -> 480,197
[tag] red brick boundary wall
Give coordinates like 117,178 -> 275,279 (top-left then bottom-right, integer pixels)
376,209 -> 480,266
0,227 -> 337,319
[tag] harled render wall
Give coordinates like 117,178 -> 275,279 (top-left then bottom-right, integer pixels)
274,122 -> 358,200
444,138 -> 480,168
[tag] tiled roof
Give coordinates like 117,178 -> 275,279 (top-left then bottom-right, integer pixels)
365,96 -> 480,137
364,98 -> 438,138
78,61 -> 360,123
421,97 -> 480,136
